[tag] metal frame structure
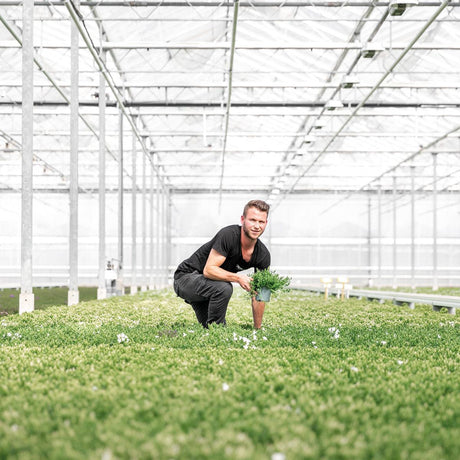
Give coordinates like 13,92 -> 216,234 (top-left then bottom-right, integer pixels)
0,1 -> 459,310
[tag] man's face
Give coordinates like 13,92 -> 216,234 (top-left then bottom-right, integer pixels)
241,207 -> 268,241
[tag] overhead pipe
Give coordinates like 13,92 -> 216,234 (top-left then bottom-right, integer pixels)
88,5 -> 158,174
218,0 -> 239,210
0,12 -> 122,170
268,4 -> 377,198
279,0 -> 453,211
320,123 -> 460,216
63,0 -> 166,190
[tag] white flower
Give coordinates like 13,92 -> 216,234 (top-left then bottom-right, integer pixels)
263,336 -> 268,341
218,359 -> 224,365
222,383 -> 230,391
271,453 -> 285,460
381,341 -> 387,345
328,327 -> 336,333
117,333 -> 129,343
397,360 -> 404,365
350,366 -> 359,372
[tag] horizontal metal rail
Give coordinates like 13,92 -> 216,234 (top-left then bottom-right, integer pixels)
300,286 -> 458,315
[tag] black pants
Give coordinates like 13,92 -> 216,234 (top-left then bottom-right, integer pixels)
173,272 -> 233,327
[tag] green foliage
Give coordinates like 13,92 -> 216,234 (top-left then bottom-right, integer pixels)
0,289 -> 459,460
249,269 -> 291,297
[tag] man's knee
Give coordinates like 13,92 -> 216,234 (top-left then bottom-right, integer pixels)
217,281 -> 233,300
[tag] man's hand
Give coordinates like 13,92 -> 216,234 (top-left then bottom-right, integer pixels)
236,273 -> 251,292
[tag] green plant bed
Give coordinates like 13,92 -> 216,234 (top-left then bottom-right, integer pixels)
0,289 -> 459,460
0,286 -> 98,316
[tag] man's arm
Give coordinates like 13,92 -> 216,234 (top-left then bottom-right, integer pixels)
203,248 -> 251,291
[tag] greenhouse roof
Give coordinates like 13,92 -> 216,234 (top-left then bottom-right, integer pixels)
1,0 -> 460,208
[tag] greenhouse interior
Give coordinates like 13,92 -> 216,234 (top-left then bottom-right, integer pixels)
1,0 -> 460,312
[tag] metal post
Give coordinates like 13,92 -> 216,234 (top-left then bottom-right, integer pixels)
432,152 -> 438,291
410,165 -> 416,290
116,108 -> 124,295
166,188 -> 171,286
149,153 -> 155,290
156,172 -> 161,287
141,141 -> 147,291
19,0 -> 34,314
377,183 -> 382,287
162,189 -> 167,286
130,121 -> 138,295
68,0 -> 79,306
163,190 -> 168,286
97,49 -> 107,300
392,176 -> 397,289
367,192 -> 372,287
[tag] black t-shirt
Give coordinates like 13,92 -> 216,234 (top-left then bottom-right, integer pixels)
174,224 -> 271,279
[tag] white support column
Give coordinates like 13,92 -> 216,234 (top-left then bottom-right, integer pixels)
377,183 -> 382,287
166,188 -> 172,287
116,108 -> 124,295
432,152 -> 438,291
19,0 -> 34,314
130,120 -> 138,295
367,192 -> 372,287
155,172 -> 161,288
392,176 -> 397,289
149,152 -> 155,290
162,189 -> 169,287
141,142 -> 147,292
410,165 -> 416,291
97,48 -> 107,300
68,0 -> 80,306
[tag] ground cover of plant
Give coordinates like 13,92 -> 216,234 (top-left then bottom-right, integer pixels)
1,289 -> 459,460
0,287 -> 98,316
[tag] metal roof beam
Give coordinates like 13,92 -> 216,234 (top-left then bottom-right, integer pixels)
273,0 -> 453,211
1,1 -> 459,7
3,41 -> 460,50
3,101 -> 460,108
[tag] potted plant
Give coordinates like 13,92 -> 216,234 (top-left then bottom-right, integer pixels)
250,268 -> 291,302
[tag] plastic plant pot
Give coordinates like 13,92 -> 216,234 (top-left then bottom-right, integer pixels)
256,286 -> 271,302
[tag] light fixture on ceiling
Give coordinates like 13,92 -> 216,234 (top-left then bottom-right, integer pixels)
389,0 -> 418,16
361,43 -> 384,59
325,99 -> 343,111
313,121 -> 324,130
302,135 -> 315,145
341,75 -> 359,89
